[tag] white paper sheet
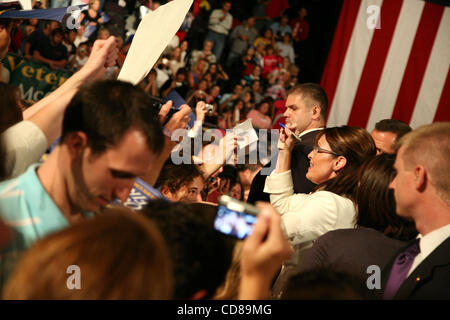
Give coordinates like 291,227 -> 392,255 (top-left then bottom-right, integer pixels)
118,0 -> 193,85
232,119 -> 259,150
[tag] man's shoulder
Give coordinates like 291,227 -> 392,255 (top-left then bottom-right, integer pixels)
0,181 -> 36,239
0,177 -> 22,197
0,165 -> 68,244
0,166 -> 39,214
0,166 -> 33,194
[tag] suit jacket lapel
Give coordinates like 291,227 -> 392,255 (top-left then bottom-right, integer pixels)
395,236 -> 450,299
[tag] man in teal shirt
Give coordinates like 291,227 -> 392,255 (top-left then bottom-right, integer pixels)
0,80 -> 167,288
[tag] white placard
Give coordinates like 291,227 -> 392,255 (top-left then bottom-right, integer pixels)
118,0 -> 193,85
232,119 -> 259,150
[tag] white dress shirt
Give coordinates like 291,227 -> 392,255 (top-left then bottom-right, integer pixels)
299,127 -> 324,138
407,223 -> 450,277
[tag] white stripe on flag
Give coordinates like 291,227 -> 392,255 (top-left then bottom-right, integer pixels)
409,7 -> 450,128
366,0 -> 424,131
327,0 -> 382,127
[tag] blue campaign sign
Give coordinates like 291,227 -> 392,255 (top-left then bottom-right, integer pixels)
165,90 -> 196,129
117,178 -> 167,211
0,5 -> 86,21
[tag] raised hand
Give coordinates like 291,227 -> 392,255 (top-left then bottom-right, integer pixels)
80,36 -> 118,80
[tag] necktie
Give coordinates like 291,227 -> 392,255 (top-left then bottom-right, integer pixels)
383,239 -> 420,300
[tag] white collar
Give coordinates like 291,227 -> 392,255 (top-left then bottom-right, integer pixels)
417,224 -> 450,259
299,127 -> 324,138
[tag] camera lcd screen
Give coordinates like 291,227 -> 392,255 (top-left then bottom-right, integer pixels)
214,205 -> 257,239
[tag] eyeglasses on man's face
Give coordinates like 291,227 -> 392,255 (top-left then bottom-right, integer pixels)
312,146 -> 342,157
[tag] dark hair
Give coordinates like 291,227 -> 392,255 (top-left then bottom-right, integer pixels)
154,163 -> 202,193
219,164 -> 238,186
0,83 -> 23,133
243,90 -> 254,103
61,80 -> 164,156
141,200 -> 235,299
79,41 -> 89,47
51,28 -> 64,37
281,269 -> 365,300
229,180 -> 244,201
288,83 -> 329,121
42,20 -> 54,29
207,63 -> 217,71
257,98 -> 272,115
176,67 -> 187,76
65,28 -> 77,35
315,126 -> 377,201
374,119 -> 412,141
356,154 -> 417,241
0,19 -> 12,29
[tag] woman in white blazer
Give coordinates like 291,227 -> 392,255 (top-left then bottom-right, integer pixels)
266,126 -> 376,298
264,126 -> 376,274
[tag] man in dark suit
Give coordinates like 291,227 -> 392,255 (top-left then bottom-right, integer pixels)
247,83 -> 327,204
381,122 -> 450,299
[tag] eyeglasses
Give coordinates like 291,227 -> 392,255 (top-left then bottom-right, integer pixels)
312,146 -> 342,157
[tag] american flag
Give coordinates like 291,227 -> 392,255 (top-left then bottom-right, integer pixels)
321,0 -> 450,130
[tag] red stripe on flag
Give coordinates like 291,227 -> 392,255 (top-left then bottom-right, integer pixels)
320,0 -> 361,122
433,70 -> 450,122
347,0 -> 403,128
391,2 -> 445,123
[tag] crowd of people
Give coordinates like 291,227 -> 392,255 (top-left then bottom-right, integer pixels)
1,0 -> 450,300
2,0 -> 309,131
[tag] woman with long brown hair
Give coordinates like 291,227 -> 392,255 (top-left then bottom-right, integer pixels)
0,82 -> 23,133
272,153 -> 418,298
265,126 -> 376,298
265,126 -> 377,247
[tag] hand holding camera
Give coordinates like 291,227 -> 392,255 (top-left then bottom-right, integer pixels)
214,195 -> 259,240
238,202 -> 293,299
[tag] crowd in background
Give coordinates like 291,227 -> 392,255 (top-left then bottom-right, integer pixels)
1,0 -> 450,302
2,0 -> 310,132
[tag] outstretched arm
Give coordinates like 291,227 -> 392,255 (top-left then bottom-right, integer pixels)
1,36 -> 118,179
